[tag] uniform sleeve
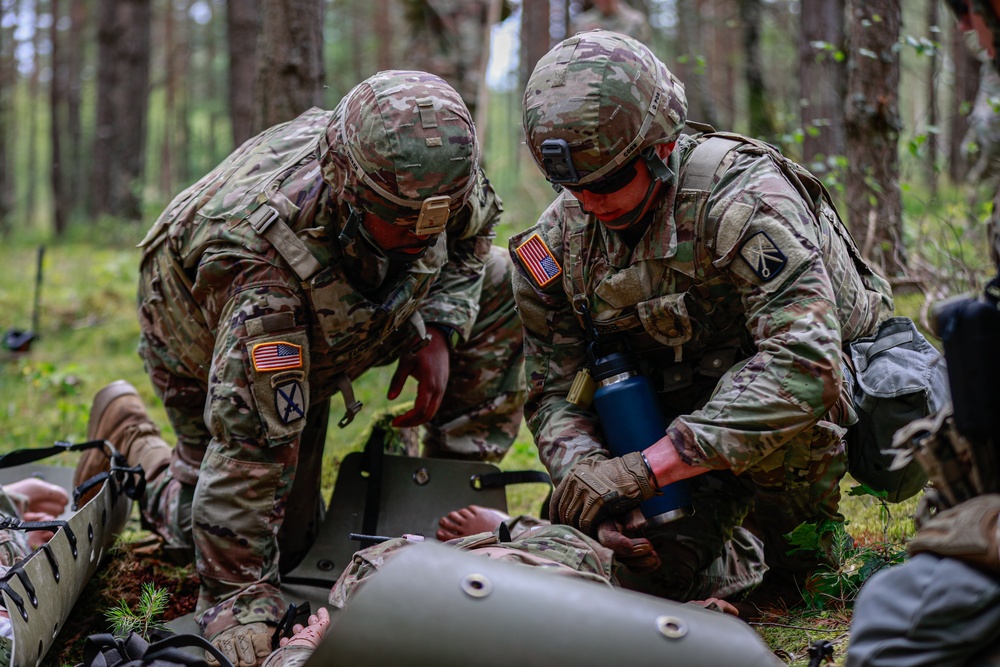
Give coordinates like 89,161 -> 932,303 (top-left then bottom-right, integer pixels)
667,156 -> 846,474
190,251 -> 310,638
510,202 -> 608,485
0,490 -> 31,567
419,171 -> 501,341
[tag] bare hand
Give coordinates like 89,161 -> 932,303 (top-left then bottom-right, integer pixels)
597,511 -> 661,574
278,606 -> 330,649
389,328 -> 450,427
4,478 -> 69,517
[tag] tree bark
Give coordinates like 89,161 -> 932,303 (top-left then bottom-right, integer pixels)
50,0 -> 67,235
254,0 -> 324,133
949,21 -> 980,184
738,0 -> 776,140
845,0 -> 905,276
0,0 -> 14,234
91,0 -> 151,221
799,0 -> 846,169
675,0 -> 718,128
226,0 -> 257,148
66,0 -> 87,209
925,0 -> 939,196
520,0 -> 550,95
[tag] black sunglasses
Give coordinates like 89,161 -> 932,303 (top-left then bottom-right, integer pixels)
562,157 -> 641,196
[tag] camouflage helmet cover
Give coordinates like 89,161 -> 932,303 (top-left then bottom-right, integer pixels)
322,70 -> 479,229
523,30 -> 688,188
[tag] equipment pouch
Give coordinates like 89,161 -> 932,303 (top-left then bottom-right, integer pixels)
844,316 -> 949,502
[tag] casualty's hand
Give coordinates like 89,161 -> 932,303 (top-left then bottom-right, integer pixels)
549,452 -> 658,535
3,478 -> 69,547
208,622 -> 274,667
597,511 -> 661,574
3,478 -> 69,517
278,606 -> 330,649
389,327 -> 451,427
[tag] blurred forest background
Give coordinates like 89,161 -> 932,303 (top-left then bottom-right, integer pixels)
0,0 -> 995,288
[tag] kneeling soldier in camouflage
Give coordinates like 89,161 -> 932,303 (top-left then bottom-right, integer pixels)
513,31 -> 894,611
74,70 -> 525,666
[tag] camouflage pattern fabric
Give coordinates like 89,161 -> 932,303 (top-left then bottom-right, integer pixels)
329,524 -> 618,612
132,73 -> 523,640
0,490 -> 31,568
403,0 -> 495,115
510,128 -> 894,596
570,2 -> 652,44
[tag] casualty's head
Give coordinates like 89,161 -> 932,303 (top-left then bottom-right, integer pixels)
522,30 -> 687,230
322,70 -> 479,259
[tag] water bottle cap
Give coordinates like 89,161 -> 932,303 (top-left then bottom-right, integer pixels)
592,350 -> 640,381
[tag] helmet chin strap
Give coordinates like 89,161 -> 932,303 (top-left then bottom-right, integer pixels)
602,146 -> 674,230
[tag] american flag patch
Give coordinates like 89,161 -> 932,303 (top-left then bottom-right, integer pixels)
515,234 -> 562,288
251,342 -> 303,372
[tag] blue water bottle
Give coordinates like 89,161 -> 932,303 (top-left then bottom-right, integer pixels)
591,350 -> 693,526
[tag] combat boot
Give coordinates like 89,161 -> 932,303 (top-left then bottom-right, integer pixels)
74,380 -> 172,504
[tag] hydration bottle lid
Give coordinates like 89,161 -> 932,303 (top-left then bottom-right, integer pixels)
591,350 -> 639,382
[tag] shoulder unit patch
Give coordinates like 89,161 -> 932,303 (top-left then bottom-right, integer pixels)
515,233 -> 563,288
251,341 -> 303,372
738,231 -> 786,282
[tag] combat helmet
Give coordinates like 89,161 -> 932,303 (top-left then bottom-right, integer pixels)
523,30 -> 687,224
322,70 -> 479,240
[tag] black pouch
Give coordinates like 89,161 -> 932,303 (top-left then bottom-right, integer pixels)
844,316 -> 950,502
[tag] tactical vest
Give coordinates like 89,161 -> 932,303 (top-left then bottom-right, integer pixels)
560,127 -> 893,410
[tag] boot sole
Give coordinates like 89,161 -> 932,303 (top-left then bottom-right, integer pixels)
87,380 -> 140,441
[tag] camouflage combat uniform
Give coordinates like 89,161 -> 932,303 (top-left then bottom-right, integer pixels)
570,2 -> 652,43
511,131 -> 893,600
132,74 -> 524,639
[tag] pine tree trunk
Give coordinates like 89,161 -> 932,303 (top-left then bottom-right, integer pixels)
92,0 -> 151,221
226,0 -> 257,148
66,0 -> 87,209
799,0 -> 846,169
738,0 -> 776,140
520,0 -> 550,95
925,0 -> 939,196
0,0 -> 14,235
845,0 -> 905,276
675,0 -> 718,128
50,0 -> 67,235
254,0 -> 324,132
949,21 -> 980,184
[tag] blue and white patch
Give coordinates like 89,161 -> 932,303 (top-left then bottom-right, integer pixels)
738,231 -> 787,282
275,380 -> 306,424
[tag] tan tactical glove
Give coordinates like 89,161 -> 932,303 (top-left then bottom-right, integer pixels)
549,452 -> 658,535
207,622 -> 274,667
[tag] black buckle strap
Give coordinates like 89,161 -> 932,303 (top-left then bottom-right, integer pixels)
471,470 -> 551,490
272,601 -> 312,651
0,438 -> 107,468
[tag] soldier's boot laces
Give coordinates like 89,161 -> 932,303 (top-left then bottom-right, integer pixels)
74,380 -> 172,502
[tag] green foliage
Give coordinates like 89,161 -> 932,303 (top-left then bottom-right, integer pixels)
105,582 -> 170,640
785,518 -> 907,611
